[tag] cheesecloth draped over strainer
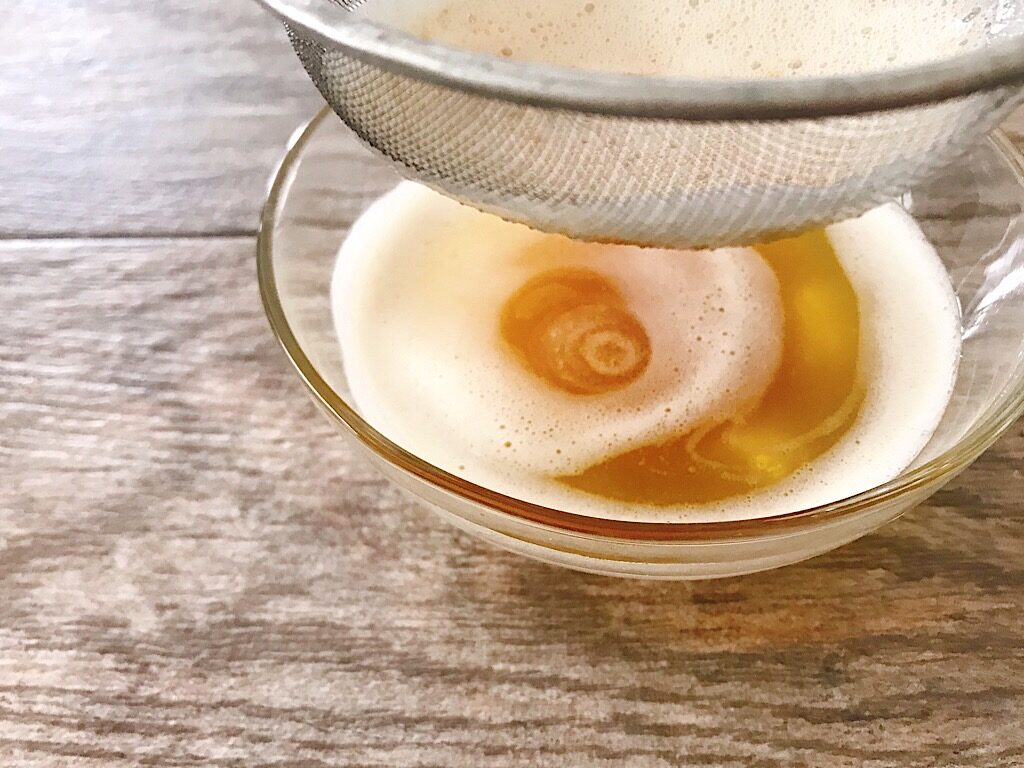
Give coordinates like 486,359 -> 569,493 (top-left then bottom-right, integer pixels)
257,0 -> 1024,247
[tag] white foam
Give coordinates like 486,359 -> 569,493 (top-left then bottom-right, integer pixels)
359,0 -> 1002,78
334,182 -> 782,477
332,183 -> 961,522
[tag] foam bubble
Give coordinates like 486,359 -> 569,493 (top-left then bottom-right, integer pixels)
332,184 -> 961,522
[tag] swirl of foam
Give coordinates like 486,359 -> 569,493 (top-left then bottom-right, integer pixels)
333,182 -> 784,479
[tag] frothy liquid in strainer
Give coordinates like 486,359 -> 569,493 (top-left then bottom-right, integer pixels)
358,0 -> 1003,77
331,183 -> 961,523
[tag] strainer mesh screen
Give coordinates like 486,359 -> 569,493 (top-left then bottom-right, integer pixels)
286,4 -> 1022,247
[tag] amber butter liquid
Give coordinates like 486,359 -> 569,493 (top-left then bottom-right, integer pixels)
501,231 -> 863,505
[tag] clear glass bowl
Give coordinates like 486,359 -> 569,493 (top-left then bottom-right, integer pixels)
258,108 -> 1024,579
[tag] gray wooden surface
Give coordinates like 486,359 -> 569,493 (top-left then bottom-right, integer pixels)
2,2 -> 1023,766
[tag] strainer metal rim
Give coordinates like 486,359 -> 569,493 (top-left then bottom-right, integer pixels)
257,0 -> 1024,119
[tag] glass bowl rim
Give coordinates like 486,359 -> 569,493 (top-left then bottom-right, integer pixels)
257,106 -> 1024,542
255,0 -> 1024,120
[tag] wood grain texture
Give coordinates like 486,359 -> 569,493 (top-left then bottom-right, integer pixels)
2,0 -> 1024,765
0,0 -> 321,237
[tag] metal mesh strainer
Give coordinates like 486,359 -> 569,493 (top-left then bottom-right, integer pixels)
257,0 -> 1024,247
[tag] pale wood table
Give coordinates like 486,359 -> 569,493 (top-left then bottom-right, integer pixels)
2,2 -> 1023,765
